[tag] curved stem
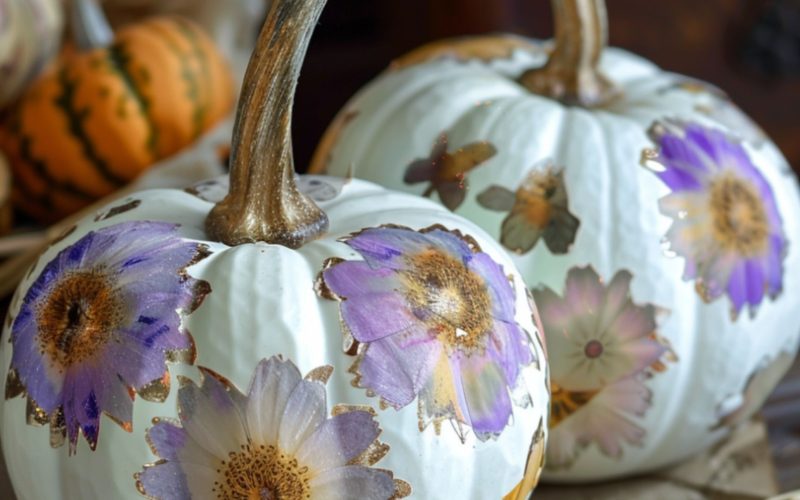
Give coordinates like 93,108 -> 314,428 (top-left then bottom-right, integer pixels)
518,0 -> 617,107
205,0 -> 329,248
70,0 -> 114,51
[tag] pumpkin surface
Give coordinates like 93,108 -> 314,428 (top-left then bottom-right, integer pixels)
0,177 -> 549,499
311,29 -> 800,480
0,0 -> 63,107
0,16 -> 234,223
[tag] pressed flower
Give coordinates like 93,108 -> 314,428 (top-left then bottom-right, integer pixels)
136,357 -> 408,500
643,121 -> 786,318
404,133 -> 497,211
5,221 -> 210,453
533,266 -> 672,464
318,225 -> 536,441
477,163 -> 579,254
547,377 -> 651,467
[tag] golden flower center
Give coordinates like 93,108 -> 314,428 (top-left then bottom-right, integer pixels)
401,248 -> 494,351
709,172 -> 769,256
214,442 -> 311,500
37,270 -> 123,369
549,383 -> 599,428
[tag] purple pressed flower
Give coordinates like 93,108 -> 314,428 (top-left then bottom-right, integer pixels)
6,221 -> 210,453
404,134 -> 497,211
136,357 -> 408,500
318,225 -> 536,442
643,121 -> 786,318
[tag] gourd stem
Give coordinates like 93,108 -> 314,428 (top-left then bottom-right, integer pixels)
70,0 -> 114,51
518,0 -> 617,107
205,0 -> 329,248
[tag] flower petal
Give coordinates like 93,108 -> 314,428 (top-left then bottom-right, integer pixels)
137,461 -> 190,500
309,465 -> 396,500
245,357 -> 303,446
455,353 -> 513,440
278,380 -> 327,455
295,410 -> 381,472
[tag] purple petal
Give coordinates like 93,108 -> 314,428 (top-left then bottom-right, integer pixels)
656,134 -> 708,190
358,327 -> 442,408
685,125 -> 751,176
486,320 -> 533,388
726,261 -> 748,314
146,419 -> 188,461
454,353 -> 513,440
344,227 -> 441,271
296,410 -> 381,472
309,465 -> 396,500
744,258 -> 766,308
137,461 -> 190,500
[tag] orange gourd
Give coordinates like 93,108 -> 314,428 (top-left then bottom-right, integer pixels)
0,7 -> 233,223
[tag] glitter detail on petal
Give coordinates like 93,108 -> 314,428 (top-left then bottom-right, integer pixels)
319,225 -> 537,441
7,221 -> 211,453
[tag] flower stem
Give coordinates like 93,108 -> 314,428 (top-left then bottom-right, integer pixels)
70,0 -> 114,51
205,0 -> 329,248
518,0 -> 617,107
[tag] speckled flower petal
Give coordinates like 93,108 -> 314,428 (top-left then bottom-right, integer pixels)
295,410 -> 381,471
8,221 -> 209,452
309,465 -> 396,500
455,353 -> 513,439
278,379 -> 327,455
358,328 -> 442,408
137,461 -> 191,500
467,252 -> 516,324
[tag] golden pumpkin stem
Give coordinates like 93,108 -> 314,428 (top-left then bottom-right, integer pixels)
70,0 -> 114,51
205,0 -> 329,248
518,0 -> 617,107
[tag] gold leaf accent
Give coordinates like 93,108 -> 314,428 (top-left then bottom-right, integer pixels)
138,373 -> 171,403
26,397 -> 48,426
5,368 -> 25,400
304,365 -> 334,384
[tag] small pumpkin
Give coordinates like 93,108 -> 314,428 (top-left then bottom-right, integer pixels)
0,0 -> 234,223
0,0 -> 63,107
312,0 -> 800,481
0,1 -> 549,498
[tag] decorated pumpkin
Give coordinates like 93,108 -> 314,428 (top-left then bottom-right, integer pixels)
0,1 -> 549,498
311,0 -> 800,481
0,0 -> 234,223
0,0 -> 63,107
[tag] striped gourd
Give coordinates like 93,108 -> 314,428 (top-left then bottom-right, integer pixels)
0,16 -> 234,223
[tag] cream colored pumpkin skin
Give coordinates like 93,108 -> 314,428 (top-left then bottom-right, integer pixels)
314,41 -> 800,480
0,0 -> 63,106
0,177 -> 548,499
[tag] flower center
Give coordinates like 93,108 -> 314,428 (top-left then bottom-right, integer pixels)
37,270 -> 123,369
708,172 -> 769,256
401,248 -> 494,352
583,340 -> 604,359
214,442 -> 311,500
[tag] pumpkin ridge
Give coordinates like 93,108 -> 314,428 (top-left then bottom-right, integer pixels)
54,68 -> 129,188
171,18 -> 211,139
147,20 -> 205,143
13,128 -> 94,207
106,43 -> 158,158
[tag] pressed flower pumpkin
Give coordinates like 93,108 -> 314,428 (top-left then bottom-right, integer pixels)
311,0 -> 800,480
0,0 -> 63,107
0,0 -> 234,223
0,1 -> 549,498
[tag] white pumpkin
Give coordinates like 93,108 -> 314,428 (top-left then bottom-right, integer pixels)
0,0 -> 63,106
311,0 -> 800,481
0,2 -> 549,499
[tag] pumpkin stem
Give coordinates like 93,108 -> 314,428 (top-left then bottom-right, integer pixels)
70,0 -> 114,51
518,0 -> 617,107
205,0 -> 329,248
